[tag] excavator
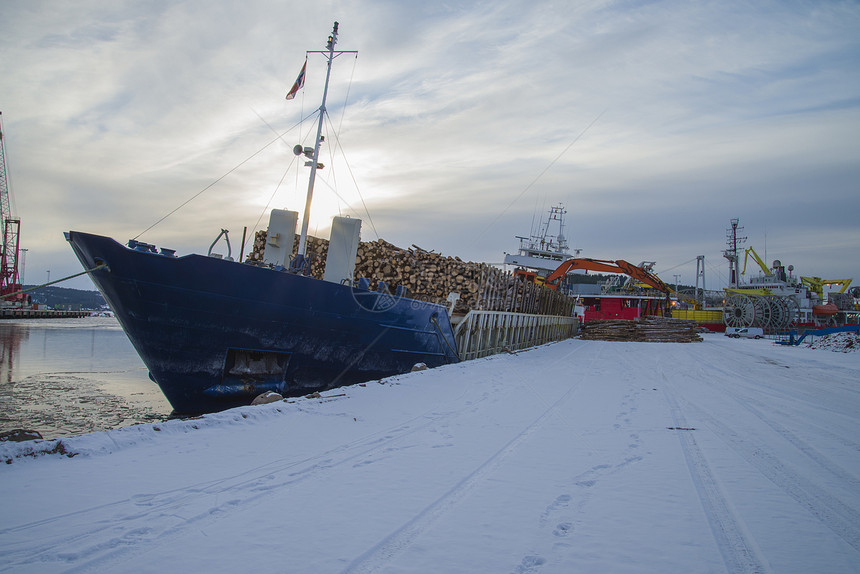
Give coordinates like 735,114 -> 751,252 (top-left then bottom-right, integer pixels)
536,257 -> 673,321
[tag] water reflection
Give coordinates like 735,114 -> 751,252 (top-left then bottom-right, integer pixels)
0,321 -> 28,384
0,317 -> 172,439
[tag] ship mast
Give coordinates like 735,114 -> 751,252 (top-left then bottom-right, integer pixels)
293,21 -> 356,272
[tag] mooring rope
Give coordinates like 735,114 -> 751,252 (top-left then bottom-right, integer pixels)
0,263 -> 108,300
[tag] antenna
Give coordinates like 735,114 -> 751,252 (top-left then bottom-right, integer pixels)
723,218 -> 746,288
293,145 -> 315,159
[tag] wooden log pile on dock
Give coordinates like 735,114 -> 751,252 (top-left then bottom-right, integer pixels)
579,317 -> 702,342
246,230 -> 574,316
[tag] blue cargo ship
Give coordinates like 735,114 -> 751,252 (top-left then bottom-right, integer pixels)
66,23 -> 459,413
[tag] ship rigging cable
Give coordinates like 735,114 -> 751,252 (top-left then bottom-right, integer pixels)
133,112 -> 314,241
132,107 -> 324,240
329,53 -> 379,238
135,53 -> 372,247
657,257 -> 698,275
250,159 -> 297,238
0,263 -> 108,300
477,109 -> 606,241
248,107 -> 380,243
323,112 -> 379,240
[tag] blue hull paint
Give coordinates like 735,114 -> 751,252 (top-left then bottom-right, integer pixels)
67,231 -> 459,413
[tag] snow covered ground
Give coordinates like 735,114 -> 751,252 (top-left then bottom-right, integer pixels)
2,333 -> 859,573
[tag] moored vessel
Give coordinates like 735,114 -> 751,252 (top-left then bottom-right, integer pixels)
504,207 -> 673,324
721,218 -> 858,334
503,205 -> 579,283
67,23 -> 460,413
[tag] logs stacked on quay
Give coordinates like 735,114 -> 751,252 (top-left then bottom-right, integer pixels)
246,230 -> 574,316
579,318 -> 702,343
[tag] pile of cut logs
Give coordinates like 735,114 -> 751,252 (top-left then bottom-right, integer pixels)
246,230 -> 574,316
579,317 -> 702,342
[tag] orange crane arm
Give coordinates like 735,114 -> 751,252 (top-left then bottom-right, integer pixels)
544,258 -> 627,288
544,257 -> 671,294
613,260 -> 671,294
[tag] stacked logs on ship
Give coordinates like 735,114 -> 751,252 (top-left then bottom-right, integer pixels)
246,230 -> 574,316
579,317 -> 702,343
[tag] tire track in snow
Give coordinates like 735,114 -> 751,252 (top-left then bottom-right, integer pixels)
703,339 -> 860,418
676,394 -> 860,555
339,341 -> 599,574
661,380 -> 769,574
661,341 -> 860,564
689,350 -> 860,455
689,352 -> 860,489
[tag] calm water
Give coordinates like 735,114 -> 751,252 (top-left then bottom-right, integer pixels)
0,316 -> 173,439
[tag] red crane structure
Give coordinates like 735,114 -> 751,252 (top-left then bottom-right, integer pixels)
0,111 -> 23,303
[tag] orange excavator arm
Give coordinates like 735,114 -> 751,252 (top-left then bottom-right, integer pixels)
544,257 -> 671,295
544,258 -> 627,289
612,260 -> 671,294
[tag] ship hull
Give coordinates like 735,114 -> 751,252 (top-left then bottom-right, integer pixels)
67,231 -> 459,413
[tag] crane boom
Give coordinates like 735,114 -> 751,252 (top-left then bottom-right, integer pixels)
742,246 -> 771,276
800,276 -> 853,300
0,113 -> 11,225
0,111 -> 23,300
544,257 -> 671,295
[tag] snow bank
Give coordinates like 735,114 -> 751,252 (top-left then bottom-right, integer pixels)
0,386 -> 372,464
804,331 -> 860,352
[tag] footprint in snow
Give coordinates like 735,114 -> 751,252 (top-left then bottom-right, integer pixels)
513,555 -> 546,573
539,494 -> 571,526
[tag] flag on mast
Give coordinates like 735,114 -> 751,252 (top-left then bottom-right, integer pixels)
285,61 -> 307,100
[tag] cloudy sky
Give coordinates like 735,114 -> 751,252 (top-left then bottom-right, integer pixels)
2,0 -> 859,292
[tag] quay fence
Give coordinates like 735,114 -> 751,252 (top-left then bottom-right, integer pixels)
0,308 -> 89,319
475,266 -> 575,316
454,310 -> 578,361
